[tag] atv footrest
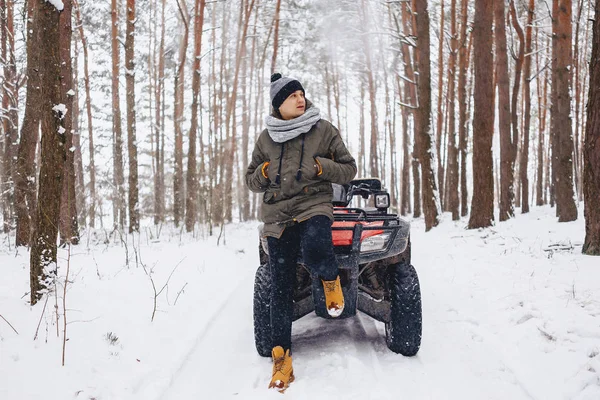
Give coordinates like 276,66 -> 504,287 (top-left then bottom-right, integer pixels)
357,291 -> 391,323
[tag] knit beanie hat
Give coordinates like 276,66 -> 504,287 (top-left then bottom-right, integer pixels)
270,73 -> 305,111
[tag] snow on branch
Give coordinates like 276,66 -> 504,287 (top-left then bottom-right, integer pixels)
47,0 -> 65,11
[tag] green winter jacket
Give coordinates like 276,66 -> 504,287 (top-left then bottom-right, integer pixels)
245,111 -> 357,238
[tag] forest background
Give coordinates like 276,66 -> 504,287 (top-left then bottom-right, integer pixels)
0,0 -> 599,304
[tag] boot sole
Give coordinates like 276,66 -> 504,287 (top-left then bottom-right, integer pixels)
327,304 -> 345,317
271,371 -> 295,393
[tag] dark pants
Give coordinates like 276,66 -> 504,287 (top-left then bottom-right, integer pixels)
266,215 -> 339,352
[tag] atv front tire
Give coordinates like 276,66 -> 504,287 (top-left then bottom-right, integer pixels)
253,263 -> 272,357
385,263 -> 422,356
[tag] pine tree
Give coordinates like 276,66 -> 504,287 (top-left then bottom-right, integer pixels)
582,0 -> 600,255
468,0 -> 495,229
30,1 -> 66,305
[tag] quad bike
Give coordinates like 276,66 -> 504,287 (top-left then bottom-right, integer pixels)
253,178 -> 422,357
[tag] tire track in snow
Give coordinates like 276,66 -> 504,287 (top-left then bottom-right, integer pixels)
155,267 -> 259,400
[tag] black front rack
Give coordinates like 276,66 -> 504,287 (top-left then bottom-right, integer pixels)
331,211 -> 410,267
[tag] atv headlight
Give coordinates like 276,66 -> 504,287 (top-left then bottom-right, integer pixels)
360,232 -> 392,252
375,194 -> 390,209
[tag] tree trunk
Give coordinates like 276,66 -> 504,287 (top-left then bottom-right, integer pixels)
536,32 -> 550,206
582,0 -> 600,255
509,1 -> 525,213
71,36 -> 85,228
401,99 -> 411,216
414,0 -> 440,231
154,0 -> 166,225
58,0 -> 79,245
458,0 -> 470,217
572,0 -> 586,201
360,0 -> 379,179
15,0 -> 41,246
1,0 -> 18,233
242,5 -> 260,222
406,1 -> 420,218
173,1 -> 189,227
185,0 -> 206,232
359,82 -> 366,178
495,0 -> 515,221
436,0 -> 445,209
383,59 -> 397,210
73,0 -> 95,228
516,0 -> 534,213
447,0 -> 459,220
553,0 -> 578,222
223,0 -> 256,223
111,0 -> 126,229
270,0 -> 281,74
395,0 -> 414,215
30,0 -> 65,306
0,0 -> 5,232
578,2 -> 593,201
125,0 -> 139,233
468,0 -> 495,229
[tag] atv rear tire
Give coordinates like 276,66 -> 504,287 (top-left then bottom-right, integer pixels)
253,263 -> 272,357
385,262 -> 422,356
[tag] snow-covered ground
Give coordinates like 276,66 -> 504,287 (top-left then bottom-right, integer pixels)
1,206 -> 599,400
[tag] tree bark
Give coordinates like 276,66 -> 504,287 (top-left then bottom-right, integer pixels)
395,0 -> 414,215
30,0 -> 65,305
125,0 -> 139,233
516,0 -> 534,213
536,32 -> 549,206
447,0 -> 459,220
58,0 -> 79,245
0,0 -> 5,232
185,0 -> 206,232
414,0 -> 440,231
270,0 -> 281,74
242,5 -> 260,222
458,0 -> 470,217
495,0 -> 515,221
360,0 -> 379,179
154,0 -> 166,225
173,0 -> 189,227
435,0 -> 445,209
582,0 -> 600,255
74,0 -> 96,227
509,1 -> 525,213
406,1 -> 420,218
553,0 -> 578,222
111,0 -> 126,229
468,0 -> 495,229
572,0 -> 586,200
15,0 -> 41,246
1,0 -> 18,233
359,82 -> 366,178
72,36 -> 85,228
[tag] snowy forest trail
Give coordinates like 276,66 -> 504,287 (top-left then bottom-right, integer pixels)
152,209 -> 593,400
2,208 -> 598,400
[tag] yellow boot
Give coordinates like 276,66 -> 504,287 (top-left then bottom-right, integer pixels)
322,275 -> 344,317
268,346 -> 294,393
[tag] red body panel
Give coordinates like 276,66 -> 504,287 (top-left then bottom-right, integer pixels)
331,218 -> 384,246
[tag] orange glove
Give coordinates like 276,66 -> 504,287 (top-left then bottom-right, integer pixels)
314,158 -> 323,176
261,161 -> 270,179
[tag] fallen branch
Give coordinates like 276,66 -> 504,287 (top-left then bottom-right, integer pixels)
537,326 -> 556,342
33,295 -> 49,341
0,313 -> 19,335
174,282 -> 188,306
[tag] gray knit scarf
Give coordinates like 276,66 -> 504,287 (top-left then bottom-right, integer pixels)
265,106 -> 321,143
